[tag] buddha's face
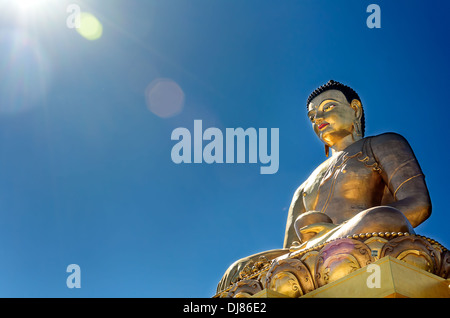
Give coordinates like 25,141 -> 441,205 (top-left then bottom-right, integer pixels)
307,89 -> 362,147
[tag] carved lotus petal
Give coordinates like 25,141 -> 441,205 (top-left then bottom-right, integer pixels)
315,238 -> 373,287
265,258 -> 315,297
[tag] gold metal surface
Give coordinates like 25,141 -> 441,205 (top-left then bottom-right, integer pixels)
215,233 -> 449,298
215,80 -> 444,298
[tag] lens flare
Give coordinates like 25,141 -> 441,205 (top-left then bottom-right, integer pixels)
76,12 -> 103,41
145,79 -> 185,118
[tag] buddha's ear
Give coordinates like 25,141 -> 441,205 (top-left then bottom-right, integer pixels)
350,99 -> 363,120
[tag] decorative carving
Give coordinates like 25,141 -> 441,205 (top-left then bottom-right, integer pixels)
238,256 -> 271,281
380,235 -> 440,274
315,238 -> 373,287
224,279 -> 263,298
363,236 -> 388,261
300,250 -> 319,281
439,250 -> 450,279
215,233 -> 448,298
265,258 -> 315,297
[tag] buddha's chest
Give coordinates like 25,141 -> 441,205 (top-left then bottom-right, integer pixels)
302,150 -> 384,221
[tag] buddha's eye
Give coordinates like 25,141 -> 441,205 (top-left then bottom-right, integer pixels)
324,104 -> 336,112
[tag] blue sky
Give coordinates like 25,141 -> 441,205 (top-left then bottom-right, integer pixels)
0,0 -> 448,297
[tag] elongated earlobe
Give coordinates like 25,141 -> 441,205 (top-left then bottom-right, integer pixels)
325,144 -> 330,157
353,120 -> 362,137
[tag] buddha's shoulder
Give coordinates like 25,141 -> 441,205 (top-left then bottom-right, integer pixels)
365,132 -> 410,148
363,132 -> 414,159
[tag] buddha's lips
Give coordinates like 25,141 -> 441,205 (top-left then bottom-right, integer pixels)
318,123 -> 329,130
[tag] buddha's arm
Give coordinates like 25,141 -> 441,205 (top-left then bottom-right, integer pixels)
371,133 -> 432,227
283,183 -> 306,248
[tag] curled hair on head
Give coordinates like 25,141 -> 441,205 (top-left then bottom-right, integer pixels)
306,80 -> 365,137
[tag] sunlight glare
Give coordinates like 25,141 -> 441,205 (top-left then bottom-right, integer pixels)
0,29 -> 51,114
16,0 -> 51,11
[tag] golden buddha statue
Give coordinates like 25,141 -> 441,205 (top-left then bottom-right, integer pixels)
216,80 -> 435,295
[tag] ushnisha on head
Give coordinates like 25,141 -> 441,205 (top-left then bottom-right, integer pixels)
307,80 -> 365,156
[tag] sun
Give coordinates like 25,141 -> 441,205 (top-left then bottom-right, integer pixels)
15,0 -> 52,11
7,0 -> 62,29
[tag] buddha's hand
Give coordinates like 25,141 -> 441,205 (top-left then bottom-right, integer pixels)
290,211 -> 337,251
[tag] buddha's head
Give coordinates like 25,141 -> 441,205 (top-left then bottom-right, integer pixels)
307,80 -> 365,153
